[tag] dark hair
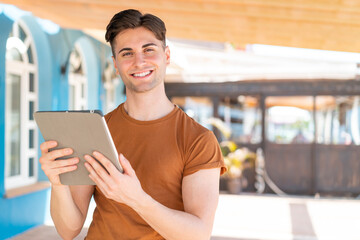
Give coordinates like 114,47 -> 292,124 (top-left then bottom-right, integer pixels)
105,9 -> 167,57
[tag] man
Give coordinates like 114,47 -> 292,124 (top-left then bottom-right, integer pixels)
39,9 -> 226,240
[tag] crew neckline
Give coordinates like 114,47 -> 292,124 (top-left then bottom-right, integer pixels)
119,103 -> 179,125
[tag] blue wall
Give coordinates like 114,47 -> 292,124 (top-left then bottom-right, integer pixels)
0,189 -> 51,239
0,11 -> 54,240
0,10 -> 13,203
0,5 -> 124,239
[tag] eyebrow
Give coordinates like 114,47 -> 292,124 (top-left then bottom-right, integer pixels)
118,43 -> 159,55
142,43 -> 158,48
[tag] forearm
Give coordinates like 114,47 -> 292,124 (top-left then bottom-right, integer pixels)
50,185 -> 85,239
134,195 -> 213,240
84,153 -> 219,239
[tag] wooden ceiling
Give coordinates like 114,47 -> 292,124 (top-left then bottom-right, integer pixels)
3,0 -> 360,52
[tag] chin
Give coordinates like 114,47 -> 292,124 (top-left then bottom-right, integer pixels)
130,79 -> 163,93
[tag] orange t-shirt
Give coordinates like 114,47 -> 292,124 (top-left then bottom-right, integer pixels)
85,103 -> 226,240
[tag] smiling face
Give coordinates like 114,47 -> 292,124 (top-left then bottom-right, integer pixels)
112,27 -> 170,94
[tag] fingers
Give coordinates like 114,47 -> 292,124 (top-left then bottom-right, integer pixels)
53,157 -> 80,168
40,140 -> 74,164
39,148 -> 74,164
48,148 -> 74,161
41,157 -> 79,172
84,154 -> 113,182
85,162 -> 111,198
92,152 -> 120,175
39,140 -> 78,185
84,160 -> 108,186
50,164 -> 78,176
40,140 -> 57,153
40,157 -> 79,185
119,154 -> 135,176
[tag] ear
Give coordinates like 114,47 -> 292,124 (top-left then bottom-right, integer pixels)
112,56 -> 119,75
165,46 -> 170,65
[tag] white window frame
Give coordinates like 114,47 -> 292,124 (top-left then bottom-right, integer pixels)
68,45 -> 87,110
103,59 -> 119,113
5,21 -> 38,190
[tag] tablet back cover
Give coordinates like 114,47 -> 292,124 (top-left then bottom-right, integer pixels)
34,110 -> 122,185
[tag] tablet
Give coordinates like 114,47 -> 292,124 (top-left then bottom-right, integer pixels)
34,110 -> 123,185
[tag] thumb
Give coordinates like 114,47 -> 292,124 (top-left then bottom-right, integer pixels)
119,154 -> 135,176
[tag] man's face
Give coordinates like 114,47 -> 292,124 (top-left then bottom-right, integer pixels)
112,27 -> 170,93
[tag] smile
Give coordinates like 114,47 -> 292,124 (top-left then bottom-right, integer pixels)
131,70 -> 153,78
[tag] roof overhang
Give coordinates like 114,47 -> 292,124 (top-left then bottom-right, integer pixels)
3,0 -> 360,52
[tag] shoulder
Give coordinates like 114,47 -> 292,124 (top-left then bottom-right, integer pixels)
104,103 -> 123,123
174,106 -> 210,135
173,106 -> 218,149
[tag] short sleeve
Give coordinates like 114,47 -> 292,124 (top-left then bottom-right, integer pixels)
104,108 -> 115,123
183,130 -> 227,176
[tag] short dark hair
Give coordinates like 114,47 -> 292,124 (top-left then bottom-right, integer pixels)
105,9 -> 167,57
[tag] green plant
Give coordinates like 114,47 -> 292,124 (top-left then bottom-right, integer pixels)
220,141 -> 256,178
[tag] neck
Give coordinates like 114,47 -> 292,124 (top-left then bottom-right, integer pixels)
123,84 -> 174,121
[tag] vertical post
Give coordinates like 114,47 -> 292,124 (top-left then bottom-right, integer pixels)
311,95 -> 317,195
212,97 -> 221,141
260,95 -> 266,152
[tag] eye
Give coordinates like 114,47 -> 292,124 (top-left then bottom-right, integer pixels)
144,48 -> 155,53
121,52 -> 133,57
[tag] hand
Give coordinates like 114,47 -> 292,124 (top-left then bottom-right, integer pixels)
84,152 -> 147,209
39,141 -> 79,185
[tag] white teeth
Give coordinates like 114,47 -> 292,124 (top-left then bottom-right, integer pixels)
133,71 -> 151,77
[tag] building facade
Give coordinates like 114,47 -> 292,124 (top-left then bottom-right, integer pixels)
0,5 -> 124,239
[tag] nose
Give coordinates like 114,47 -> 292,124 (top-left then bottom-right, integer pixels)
133,52 -> 145,67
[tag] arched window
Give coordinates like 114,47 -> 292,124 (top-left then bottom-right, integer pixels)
103,59 -> 120,113
5,21 -> 38,189
68,45 -> 87,110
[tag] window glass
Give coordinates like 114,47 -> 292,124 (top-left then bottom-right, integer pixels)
18,25 -> 27,42
29,72 -> 34,92
316,96 -> 360,145
29,101 -> 34,120
5,73 -> 21,177
27,46 -> 34,64
266,96 -> 314,144
29,157 -> 34,177
218,96 -> 262,143
29,129 -> 34,149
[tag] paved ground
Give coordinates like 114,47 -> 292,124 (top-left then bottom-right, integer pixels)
9,193 -> 360,240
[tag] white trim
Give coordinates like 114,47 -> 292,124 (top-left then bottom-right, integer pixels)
105,77 -> 119,112
68,45 -> 88,110
5,21 -> 38,190
351,97 -> 360,145
24,37 -> 31,50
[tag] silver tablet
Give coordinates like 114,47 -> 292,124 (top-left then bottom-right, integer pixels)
34,110 -> 123,185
